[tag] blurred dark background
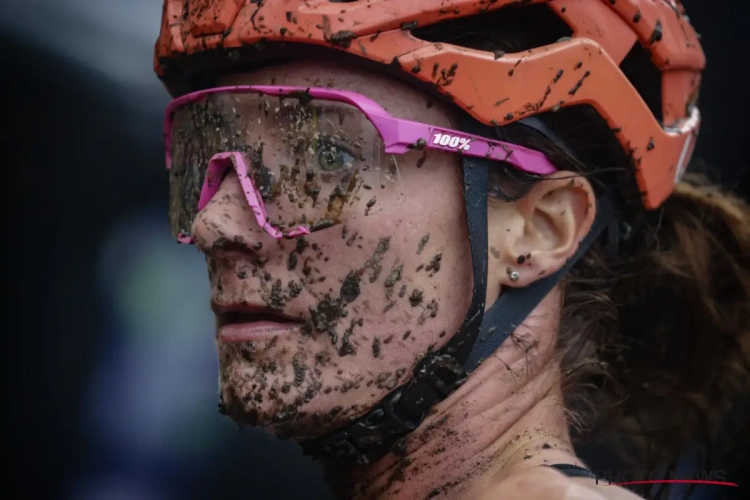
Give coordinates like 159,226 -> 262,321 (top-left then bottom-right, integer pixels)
3,1 -> 748,499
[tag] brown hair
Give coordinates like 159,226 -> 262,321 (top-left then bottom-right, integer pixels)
559,173 -> 750,497
416,6 -> 750,497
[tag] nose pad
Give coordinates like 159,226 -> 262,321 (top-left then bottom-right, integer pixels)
195,152 -> 311,241
190,168 -> 254,252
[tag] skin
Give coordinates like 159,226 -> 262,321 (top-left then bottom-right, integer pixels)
189,61 -> 643,499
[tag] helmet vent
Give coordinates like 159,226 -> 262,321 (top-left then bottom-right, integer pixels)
410,4 -> 573,53
619,42 -> 664,124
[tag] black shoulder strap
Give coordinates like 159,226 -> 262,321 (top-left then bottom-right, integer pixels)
546,464 -> 596,479
547,463 -> 598,480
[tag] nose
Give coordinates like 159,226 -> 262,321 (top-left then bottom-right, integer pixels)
192,170 -> 270,255
192,152 -> 311,246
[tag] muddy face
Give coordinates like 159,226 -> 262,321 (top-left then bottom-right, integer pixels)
191,62 -> 475,440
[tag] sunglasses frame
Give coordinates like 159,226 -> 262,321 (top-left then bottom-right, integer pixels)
164,85 -> 558,241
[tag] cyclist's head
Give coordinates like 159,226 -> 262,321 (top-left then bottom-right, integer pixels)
155,0 -> 750,477
186,58 -> 595,440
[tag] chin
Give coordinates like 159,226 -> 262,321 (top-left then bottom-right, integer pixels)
216,343 -> 377,441
218,377 -> 374,441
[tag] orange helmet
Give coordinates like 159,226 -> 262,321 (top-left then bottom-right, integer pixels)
155,0 -> 705,209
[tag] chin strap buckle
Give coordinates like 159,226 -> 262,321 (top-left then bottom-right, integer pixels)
300,353 -> 467,465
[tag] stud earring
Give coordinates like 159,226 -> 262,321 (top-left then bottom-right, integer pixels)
508,269 -> 520,282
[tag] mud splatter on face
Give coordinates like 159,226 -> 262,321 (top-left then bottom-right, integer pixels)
425,253 -> 442,276
288,280 -> 303,298
292,352 -> 308,386
372,336 -> 381,358
197,61 -> 474,446
339,318 -> 363,356
384,261 -> 404,300
341,270 -> 362,303
262,278 -> 287,312
384,262 -> 404,288
365,237 -> 391,283
409,288 -> 424,307
288,251 -> 299,270
346,232 -> 359,246
417,233 -> 431,255
418,299 -> 439,326
309,293 -> 348,341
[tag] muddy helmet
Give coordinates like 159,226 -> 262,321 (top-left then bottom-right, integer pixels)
155,0 -> 705,464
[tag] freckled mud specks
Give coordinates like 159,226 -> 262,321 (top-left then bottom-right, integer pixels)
338,318 -> 362,356
384,262 -> 403,300
310,294 -> 346,338
295,236 -> 308,254
340,270 -> 361,304
384,262 -> 403,288
360,414 -> 469,498
409,288 -> 424,307
288,251 -> 298,270
262,278 -> 286,312
292,352 -> 307,387
418,299 -> 439,326
346,232 -> 358,246
372,336 -> 381,358
417,233 -> 430,255
386,457 -> 413,488
288,280 -> 303,298
365,237 -> 391,283
425,253 -> 442,276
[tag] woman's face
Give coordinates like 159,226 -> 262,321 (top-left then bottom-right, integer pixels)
192,61 -> 497,439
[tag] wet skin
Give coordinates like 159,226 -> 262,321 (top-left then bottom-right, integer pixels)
191,61 -> 639,499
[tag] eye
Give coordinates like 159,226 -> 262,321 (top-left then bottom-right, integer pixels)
315,139 -> 356,172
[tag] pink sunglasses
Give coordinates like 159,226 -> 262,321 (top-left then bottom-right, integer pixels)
164,86 -> 558,241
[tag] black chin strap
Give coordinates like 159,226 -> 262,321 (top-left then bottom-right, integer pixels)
300,127 -> 618,466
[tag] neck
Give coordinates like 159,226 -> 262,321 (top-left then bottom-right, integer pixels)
325,302 -> 580,499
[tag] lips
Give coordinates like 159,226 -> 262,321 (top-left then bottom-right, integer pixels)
212,301 -> 304,342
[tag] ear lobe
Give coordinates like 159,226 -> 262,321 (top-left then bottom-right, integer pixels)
491,173 -> 596,289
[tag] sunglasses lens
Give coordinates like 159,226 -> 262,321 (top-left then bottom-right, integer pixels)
167,91 -> 406,240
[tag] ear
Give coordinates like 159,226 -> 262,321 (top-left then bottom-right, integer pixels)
487,172 -> 596,292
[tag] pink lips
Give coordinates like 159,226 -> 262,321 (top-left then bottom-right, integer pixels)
217,320 -> 300,342
212,300 -> 304,342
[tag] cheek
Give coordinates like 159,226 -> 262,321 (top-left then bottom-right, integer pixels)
341,154 -> 469,338
215,151 -> 473,431
309,155 -> 472,391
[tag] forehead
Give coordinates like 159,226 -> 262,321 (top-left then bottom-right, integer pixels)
216,60 -> 456,128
